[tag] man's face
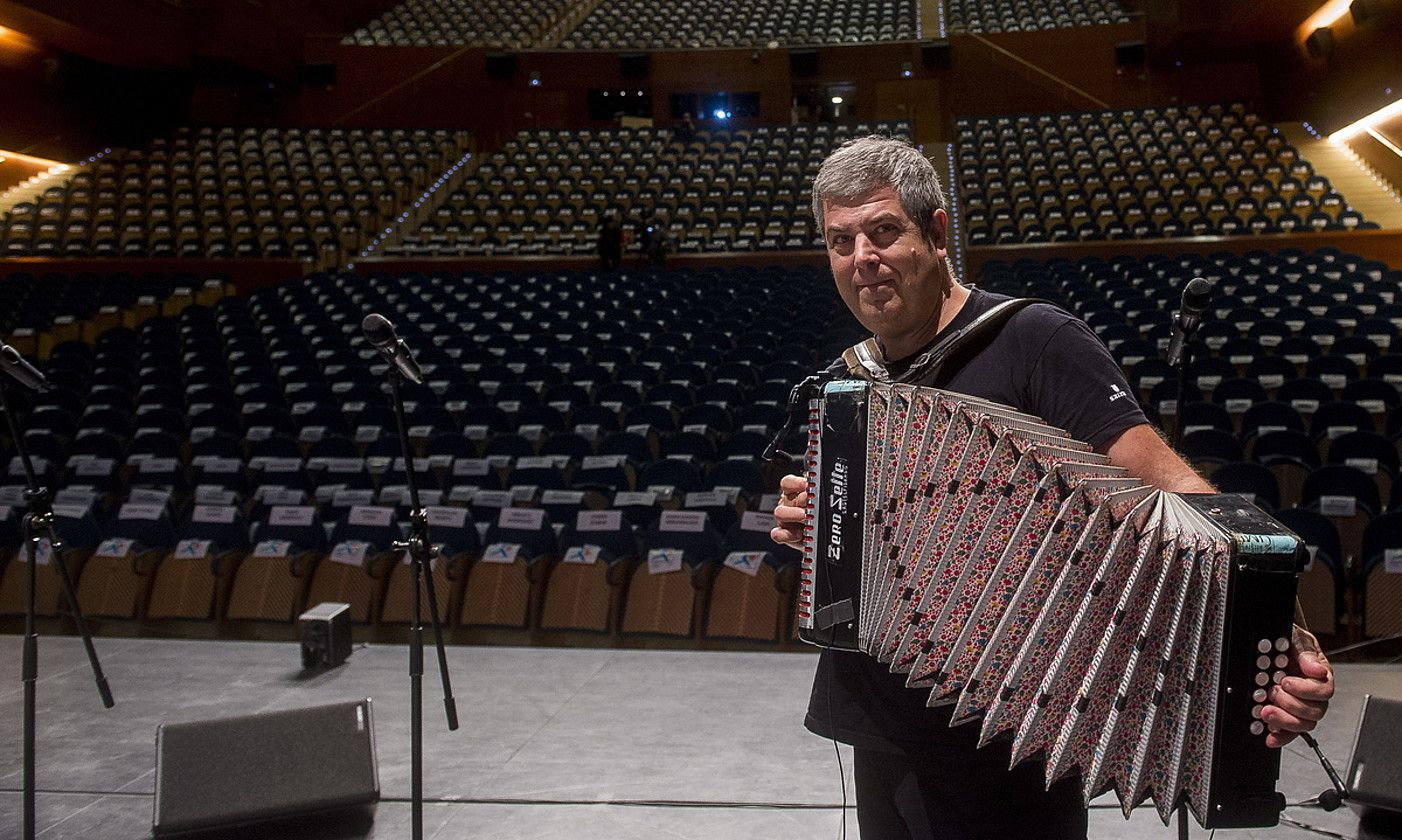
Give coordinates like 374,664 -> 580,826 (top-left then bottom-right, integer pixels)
822,186 -> 949,349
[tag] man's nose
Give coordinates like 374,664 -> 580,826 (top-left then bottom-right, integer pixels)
854,234 -> 880,264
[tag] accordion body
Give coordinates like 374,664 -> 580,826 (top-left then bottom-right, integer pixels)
795,380 -> 1304,828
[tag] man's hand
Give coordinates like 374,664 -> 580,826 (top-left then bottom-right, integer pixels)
771,473 -> 808,548
1261,625 -> 1335,748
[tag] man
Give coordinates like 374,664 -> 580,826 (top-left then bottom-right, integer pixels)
597,211 -> 623,271
770,136 -> 1335,840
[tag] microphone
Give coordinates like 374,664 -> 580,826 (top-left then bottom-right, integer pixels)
1165,276 -> 1213,369
361,313 -> 423,384
0,341 -> 50,392
1300,732 -> 1350,812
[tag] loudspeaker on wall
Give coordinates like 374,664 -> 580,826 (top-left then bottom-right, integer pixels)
922,40 -> 951,70
789,49 -> 819,77
485,53 -> 518,80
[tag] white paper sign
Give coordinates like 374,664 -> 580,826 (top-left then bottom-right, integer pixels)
94,538 -> 135,558
481,542 -> 521,564
524,482 -> 575,503
685,491 -> 730,508
347,505 -> 395,527
192,504 -> 238,525
471,490 -> 511,508
1318,495 -> 1357,517
119,502 -> 166,522
1345,458 -> 1379,475
426,506 -> 469,528
75,459 -> 116,477
613,491 -> 658,506
581,455 -> 626,470
258,487 -> 305,506
175,538 -> 212,559
724,551 -> 766,576
269,505 -> 317,527
330,541 -> 370,566
647,547 -> 685,574
454,458 -> 491,477
139,457 -> 178,474
659,510 -> 707,533
563,544 -> 601,565
498,507 -> 546,530
576,510 -> 623,532
741,511 -> 777,532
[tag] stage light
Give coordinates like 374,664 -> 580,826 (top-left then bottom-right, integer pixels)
901,62 -> 913,77
1329,95 -> 1402,142
712,108 -> 729,120
831,96 -> 844,104
529,71 -> 541,87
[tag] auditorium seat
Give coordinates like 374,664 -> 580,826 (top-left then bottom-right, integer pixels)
459,507 -> 555,629
74,499 -> 176,619
1361,512 -> 1402,638
620,509 -> 723,638
394,124 -> 907,256
702,510 -> 798,642
1272,508 -> 1344,637
956,106 -> 1370,244
379,505 -> 479,625
304,505 -> 401,624
224,505 -> 328,623
144,503 -> 250,622
540,508 -> 638,634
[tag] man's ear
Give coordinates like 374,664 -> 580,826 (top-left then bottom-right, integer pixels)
930,208 -> 949,252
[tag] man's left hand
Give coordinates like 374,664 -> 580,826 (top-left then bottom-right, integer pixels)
1261,625 -> 1334,748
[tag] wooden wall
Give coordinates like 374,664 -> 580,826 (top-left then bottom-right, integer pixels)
295,26 -> 1267,149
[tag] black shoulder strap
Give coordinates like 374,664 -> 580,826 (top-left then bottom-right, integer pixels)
840,298 -> 1056,386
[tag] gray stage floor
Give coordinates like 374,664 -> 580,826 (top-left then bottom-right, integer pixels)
0,635 -> 1394,839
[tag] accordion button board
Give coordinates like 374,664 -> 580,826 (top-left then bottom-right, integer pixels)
795,379 -> 1304,828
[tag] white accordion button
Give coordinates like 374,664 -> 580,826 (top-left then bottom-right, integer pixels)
1275,637 -> 1290,652
1250,722 -> 1265,736
1257,639 -> 1272,653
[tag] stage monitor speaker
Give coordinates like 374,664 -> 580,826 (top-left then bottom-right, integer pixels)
300,62 -> 336,87
485,52 -> 517,80
1306,27 -> 1334,59
153,699 -> 379,836
1350,0 -> 1374,23
790,48 -> 819,77
1114,40 -> 1146,66
620,53 -> 650,79
1347,695 -> 1402,813
922,40 -> 951,70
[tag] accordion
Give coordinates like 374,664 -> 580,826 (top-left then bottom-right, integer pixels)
792,379 -> 1304,828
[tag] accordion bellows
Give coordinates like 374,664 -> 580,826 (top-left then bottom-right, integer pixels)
795,380 -> 1303,828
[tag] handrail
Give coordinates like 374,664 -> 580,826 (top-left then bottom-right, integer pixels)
967,34 -> 1109,110
336,47 -> 474,125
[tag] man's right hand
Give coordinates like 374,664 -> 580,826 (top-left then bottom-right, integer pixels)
771,473 -> 808,548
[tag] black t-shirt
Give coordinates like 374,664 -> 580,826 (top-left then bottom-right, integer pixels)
805,287 -> 1149,753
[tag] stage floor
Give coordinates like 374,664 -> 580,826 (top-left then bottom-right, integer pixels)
0,635 -> 1394,840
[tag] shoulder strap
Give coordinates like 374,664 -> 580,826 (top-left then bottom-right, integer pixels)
838,298 -> 1056,385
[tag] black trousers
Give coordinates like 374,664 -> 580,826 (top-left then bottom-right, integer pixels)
853,745 -> 1089,840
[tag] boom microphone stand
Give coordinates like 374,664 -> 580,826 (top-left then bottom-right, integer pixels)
1166,277 -> 1212,450
0,348 -> 115,840
1164,278 -> 1210,839
362,315 -> 459,840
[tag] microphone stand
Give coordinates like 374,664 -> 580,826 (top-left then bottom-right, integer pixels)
1167,305 -> 1205,451
383,367 -> 459,840
1164,281 -> 1206,839
0,381 -> 114,840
